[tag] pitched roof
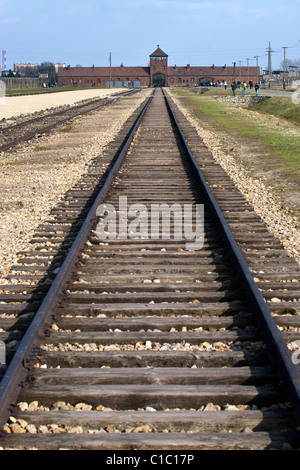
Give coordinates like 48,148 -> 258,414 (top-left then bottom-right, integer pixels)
168,65 -> 259,77
58,66 -> 150,78
150,46 -> 168,57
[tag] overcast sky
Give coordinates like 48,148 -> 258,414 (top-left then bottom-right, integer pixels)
0,0 -> 299,71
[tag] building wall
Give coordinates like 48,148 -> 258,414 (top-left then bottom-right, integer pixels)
150,57 -> 168,86
59,70 -> 260,88
14,63 -> 39,73
168,74 -> 260,87
57,48 -> 260,88
59,75 -> 150,88
1,77 -> 44,90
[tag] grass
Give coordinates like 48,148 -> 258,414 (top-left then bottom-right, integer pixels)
251,97 -> 300,127
172,88 -> 300,192
183,88 -> 300,126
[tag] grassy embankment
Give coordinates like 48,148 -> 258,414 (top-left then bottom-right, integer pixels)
172,88 -> 300,221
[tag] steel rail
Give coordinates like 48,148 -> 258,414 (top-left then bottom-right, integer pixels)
0,89 -> 138,153
0,91 -> 154,432
162,88 -> 300,428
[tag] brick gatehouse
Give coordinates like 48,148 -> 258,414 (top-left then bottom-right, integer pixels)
58,46 -> 260,88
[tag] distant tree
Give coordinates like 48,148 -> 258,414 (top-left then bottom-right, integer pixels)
23,65 -> 38,77
280,58 -> 300,71
120,62 -> 124,67
38,62 -> 57,83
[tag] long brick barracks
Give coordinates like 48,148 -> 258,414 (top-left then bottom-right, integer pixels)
58,46 -> 260,88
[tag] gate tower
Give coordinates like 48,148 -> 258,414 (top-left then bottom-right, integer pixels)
150,46 -> 168,87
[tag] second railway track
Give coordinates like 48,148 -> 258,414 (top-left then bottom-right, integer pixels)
0,88 -> 300,450
0,89 -> 139,153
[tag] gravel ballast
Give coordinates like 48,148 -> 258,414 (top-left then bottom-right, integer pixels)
0,89 -> 152,281
168,89 -> 300,265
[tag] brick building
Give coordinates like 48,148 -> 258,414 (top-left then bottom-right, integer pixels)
58,46 -> 260,88
14,63 -> 39,73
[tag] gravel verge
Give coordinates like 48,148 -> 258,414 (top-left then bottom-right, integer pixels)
0,89 -> 152,281
0,88 -> 127,121
168,90 -> 300,265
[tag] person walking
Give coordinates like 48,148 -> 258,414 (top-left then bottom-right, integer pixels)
242,81 -> 247,96
231,81 -> 236,96
255,82 -> 260,96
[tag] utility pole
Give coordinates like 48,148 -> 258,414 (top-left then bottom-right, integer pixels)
254,56 -> 259,84
266,41 -> 274,77
232,62 -> 236,82
239,60 -> 242,82
246,58 -> 250,84
282,46 -> 288,90
109,52 -> 112,88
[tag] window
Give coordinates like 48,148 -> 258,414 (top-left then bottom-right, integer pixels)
79,79 -> 82,84
178,78 -> 182,83
170,78 -> 174,83
191,78 -> 194,83
151,56 -> 167,61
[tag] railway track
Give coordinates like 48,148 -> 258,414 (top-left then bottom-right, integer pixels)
0,89 -> 138,153
0,88 -> 300,450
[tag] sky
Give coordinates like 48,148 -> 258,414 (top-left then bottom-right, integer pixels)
0,0 -> 300,71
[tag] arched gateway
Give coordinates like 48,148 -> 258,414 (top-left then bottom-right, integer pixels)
153,73 -> 165,87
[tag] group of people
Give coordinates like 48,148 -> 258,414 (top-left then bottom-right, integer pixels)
231,80 -> 260,96
199,80 -> 228,88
